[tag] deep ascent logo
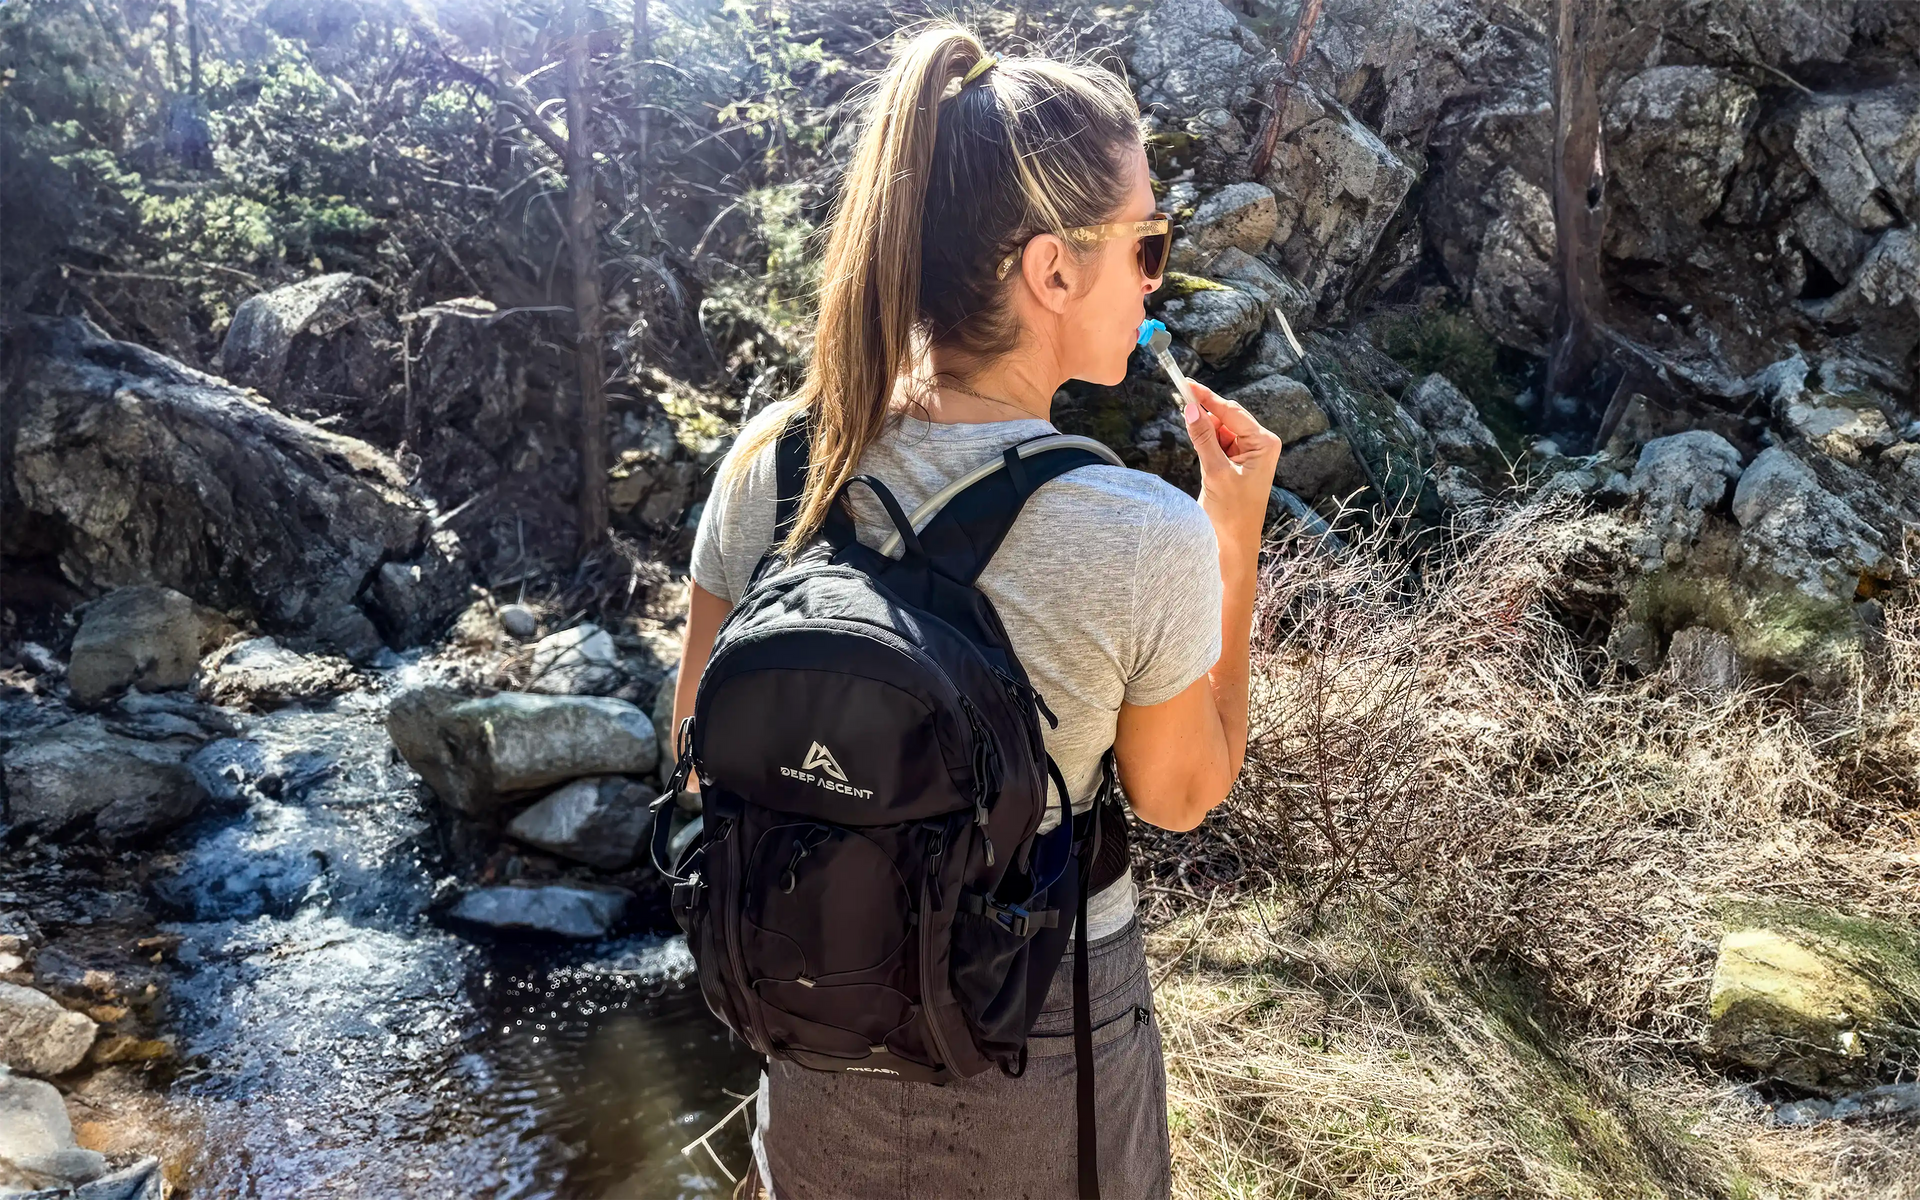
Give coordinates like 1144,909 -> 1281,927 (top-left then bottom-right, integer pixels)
780,741 -> 875,799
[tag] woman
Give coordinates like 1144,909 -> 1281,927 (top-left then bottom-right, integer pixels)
673,23 -> 1281,1199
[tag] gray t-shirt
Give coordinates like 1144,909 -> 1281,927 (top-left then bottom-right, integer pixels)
690,399 -> 1222,940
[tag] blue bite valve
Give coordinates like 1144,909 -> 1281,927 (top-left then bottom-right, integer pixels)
1136,319 -> 1193,408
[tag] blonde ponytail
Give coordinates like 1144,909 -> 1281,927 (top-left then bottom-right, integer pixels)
724,22 -> 1142,561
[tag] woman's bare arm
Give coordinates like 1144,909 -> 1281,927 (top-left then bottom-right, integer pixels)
669,581 -> 734,791
1112,382 -> 1278,831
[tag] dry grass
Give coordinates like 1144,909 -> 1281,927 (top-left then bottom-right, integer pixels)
1138,496 -> 1920,1199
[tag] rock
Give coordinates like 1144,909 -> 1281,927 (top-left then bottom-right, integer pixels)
1604,67 -> 1758,262
219,273 -> 401,442
1664,626 -> 1742,693
1169,183 -> 1279,273
1128,0 -> 1265,124
1731,446 -> 1894,606
0,984 -> 97,1076
1273,430 -> 1367,503
1627,431 -> 1745,569
526,623 -> 624,696
1,717 -> 204,843
197,636 -> 356,710
1604,620 -> 1661,675
1707,926 -> 1917,1092
448,884 -> 631,939
306,602 -> 386,666
1401,374 -> 1499,459
365,528 -> 471,648
1300,333 -> 1440,521
506,775 -> 656,870
67,585 -> 217,705
386,688 -> 660,816
1256,83 -> 1417,318
1225,375 -> 1327,446
498,604 -> 539,640
2,318 -> 460,655
0,1065 -> 107,1183
1205,249 -> 1312,329
1758,357 -> 1900,461
1791,88 -> 1920,236
71,1156 -> 165,1200
1152,275 -> 1267,366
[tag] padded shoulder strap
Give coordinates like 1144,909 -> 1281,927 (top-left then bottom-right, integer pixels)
771,407 -> 812,548
911,437 -> 1123,585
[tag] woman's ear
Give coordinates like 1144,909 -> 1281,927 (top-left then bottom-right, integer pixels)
1018,233 -> 1079,315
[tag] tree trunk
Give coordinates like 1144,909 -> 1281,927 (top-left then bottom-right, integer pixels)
563,0 -> 609,557
633,0 -> 650,208
185,0 -> 200,94
1546,0 -> 1608,406
1248,0 -> 1323,182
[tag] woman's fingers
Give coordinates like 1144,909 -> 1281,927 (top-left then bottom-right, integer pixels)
1183,387 -> 1232,471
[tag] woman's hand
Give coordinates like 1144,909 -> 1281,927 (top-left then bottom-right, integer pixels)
1182,382 -> 1282,560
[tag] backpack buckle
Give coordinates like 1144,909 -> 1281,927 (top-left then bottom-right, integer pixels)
960,892 -> 1058,939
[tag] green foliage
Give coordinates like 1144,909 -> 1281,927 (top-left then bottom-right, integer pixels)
708,0 -> 845,171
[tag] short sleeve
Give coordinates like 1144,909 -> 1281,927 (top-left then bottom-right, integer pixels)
689,401 -> 794,605
1124,492 -> 1222,706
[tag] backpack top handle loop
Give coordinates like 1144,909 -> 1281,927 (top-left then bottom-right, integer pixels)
826,474 -> 927,560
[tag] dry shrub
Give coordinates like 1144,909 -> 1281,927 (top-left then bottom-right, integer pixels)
1138,494 -> 1920,1048
1138,497 -> 1920,1199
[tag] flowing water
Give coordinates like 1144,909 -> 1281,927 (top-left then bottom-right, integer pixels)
138,666 -> 761,1198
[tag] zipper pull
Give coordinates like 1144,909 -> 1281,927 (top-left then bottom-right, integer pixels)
926,827 -> 947,911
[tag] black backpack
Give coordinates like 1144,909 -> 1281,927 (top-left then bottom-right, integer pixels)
650,410 -> 1133,1195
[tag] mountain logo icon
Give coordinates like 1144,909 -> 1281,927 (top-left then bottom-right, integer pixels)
802,741 -> 847,781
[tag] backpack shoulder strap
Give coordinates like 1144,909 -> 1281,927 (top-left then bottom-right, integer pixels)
891,434 -> 1125,585
771,406 -> 812,547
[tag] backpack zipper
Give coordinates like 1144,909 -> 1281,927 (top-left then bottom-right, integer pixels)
958,696 -> 996,868
724,820 -> 772,1056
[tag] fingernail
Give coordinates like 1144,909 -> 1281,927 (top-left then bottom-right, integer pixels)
1184,397 -> 1201,424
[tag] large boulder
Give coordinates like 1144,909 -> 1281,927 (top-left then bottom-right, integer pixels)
66,585 -> 222,706
219,273 -> 401,442
1,318 -> 465,656
0,984 -> 97,1076
386,688 -> 660,817
1604,67 -> 1759,262
1,716 -> 205,844
1730,446 -> 1896,610
1226,374 -> 1327,447
1256,83 -> 1417,319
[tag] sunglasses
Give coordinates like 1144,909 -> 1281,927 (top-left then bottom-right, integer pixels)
994,213 -> 1174,283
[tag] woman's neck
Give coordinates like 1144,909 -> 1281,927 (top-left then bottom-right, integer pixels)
904,346 -> 1061,425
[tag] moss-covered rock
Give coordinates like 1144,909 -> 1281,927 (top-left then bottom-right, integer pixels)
1707,921 -> 1920,1092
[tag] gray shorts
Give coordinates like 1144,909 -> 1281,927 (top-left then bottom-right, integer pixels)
750,918 -> 1171,1199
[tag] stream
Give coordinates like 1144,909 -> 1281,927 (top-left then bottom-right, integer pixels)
98,664 -> 760,1198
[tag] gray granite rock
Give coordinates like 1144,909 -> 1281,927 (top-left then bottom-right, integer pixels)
386,688 -> 659,816
1,717 -> 204,844
0,984 -> 97,1076
1225,375 -> 1327,446
449,885 -> 631,939
0,1065 -> 107,1183
67,586 -> 216,706
506,776 -> 656,870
